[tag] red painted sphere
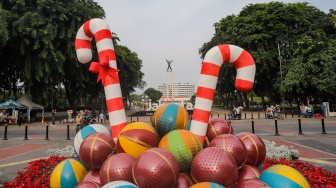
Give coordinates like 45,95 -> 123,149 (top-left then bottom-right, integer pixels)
237,165 -> 261,183
175,173 -> 194,188
235,179 -> 270,188
132,147 -> 180,188
75,181 -> 101,188
191,147 -> 238,187
209,134 -> 247,169
236,132 -> 266,167
81,170 -> 100,184
205,117 -> 233,146
79,132 -> 115,170
100,153 -> 135,186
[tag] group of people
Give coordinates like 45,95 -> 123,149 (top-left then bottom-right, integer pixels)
1,110 -> 24,126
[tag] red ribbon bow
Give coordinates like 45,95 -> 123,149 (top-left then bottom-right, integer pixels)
89,55 -> 119,86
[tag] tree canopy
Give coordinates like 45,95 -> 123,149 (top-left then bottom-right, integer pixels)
199,2 -> 336,109
0,0 -> 145,112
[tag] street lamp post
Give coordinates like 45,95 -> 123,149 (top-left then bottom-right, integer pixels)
278,43 -> 285,112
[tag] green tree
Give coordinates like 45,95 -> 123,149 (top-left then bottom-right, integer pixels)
144,88 -> 162,103
199,2 -> 336,109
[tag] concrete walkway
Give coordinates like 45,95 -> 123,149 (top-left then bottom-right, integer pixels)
0,109 -> 335,185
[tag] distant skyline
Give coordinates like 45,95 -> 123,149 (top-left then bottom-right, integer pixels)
94,0 -> 335,94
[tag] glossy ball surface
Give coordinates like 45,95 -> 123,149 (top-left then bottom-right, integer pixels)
117,122 -> 159,158
191,147 -> 238,187
205,117 -> 233,145
151,103 -> 191,137
79,132 -> 115,170
132,147 -> 180,188
236,132 -> 266,167
159,129 -> 203,172
209,134 -> 247,169
100,153 -> 135,185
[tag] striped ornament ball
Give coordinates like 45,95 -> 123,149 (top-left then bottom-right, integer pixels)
151,103 -> 191,138
101,181 -> 138,188
259,164 -> 309,188
74,124 -> 111,156
158,129 -> 203,172
50,158 -> 87,188
117,122 -> 159,158
190,182 -> 225,188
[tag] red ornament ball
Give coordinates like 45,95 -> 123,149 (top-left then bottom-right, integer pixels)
236,132 -> 266,167
209,134 -> 247,169
100,153 -> 135,186
79,132 -> 115,170
237,165 -> 261,183
132,147 -> 180,188
205,117 -> 233,145
235,179 -> 270,188
191,147 -> 238,187
81,170 -> 101,184
75,182 -> 101,188
175,173 -> 194,188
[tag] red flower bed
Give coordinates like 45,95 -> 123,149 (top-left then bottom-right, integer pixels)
263,158 -> 336,188
3,157 -> 336,188
3,156 -> 68,188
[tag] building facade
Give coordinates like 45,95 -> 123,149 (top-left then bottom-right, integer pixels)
157,83 -> 195,104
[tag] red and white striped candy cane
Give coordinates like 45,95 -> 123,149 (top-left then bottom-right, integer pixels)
190,44 -> 256,144
75,18 -> 127,142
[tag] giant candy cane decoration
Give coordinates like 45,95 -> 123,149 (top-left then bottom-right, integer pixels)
190,44 -> 256,144
75,18 -> 127,142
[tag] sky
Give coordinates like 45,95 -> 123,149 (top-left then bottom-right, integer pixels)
93,0 -> 335,94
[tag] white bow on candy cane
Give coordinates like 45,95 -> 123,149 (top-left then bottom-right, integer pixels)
190,44 -> 256,144
75,18 -> 127,143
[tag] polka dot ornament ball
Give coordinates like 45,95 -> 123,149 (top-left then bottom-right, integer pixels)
158,129 -> 203,172
151,103 -> 191,137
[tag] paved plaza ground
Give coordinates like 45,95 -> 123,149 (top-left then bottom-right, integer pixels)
0,108 -> 336,186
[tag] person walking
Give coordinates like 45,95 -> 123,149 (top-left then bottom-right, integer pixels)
18,111 -> 23,126
99,112 -> 104,123
51,109 -> 56,126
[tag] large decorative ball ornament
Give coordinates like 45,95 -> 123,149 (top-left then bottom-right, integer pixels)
74,124 -> 111,156
158,129 -> 203,172
101,181 -> 138,188
117,122 -> 159,158
100,153 -> 135,185
235,179 -> 270,188
75,182 -> 102,188
236,132 -> 266,167
209,134 -> 247,169
50,158 -> 87,188
237,165 -> 261,183
190,182 -> 225,188
175,173 -> 194,188
81,170 -> 101,184
191,147 -> 238,187
151,103 -> 191,137
79,132 -> 115,170
205,117 -> 233,145
132,147 -> 180,188
259,164 -> 309,188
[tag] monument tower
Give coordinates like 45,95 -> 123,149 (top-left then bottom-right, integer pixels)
166,59 -> 174,103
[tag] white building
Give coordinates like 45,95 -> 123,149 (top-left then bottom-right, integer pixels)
157,83 -> 195,104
